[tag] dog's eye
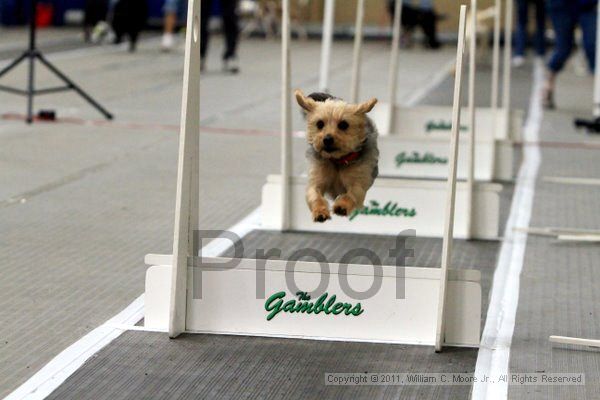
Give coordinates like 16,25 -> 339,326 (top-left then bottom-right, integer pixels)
316,120 -> 325,130
338,120 -> 349,130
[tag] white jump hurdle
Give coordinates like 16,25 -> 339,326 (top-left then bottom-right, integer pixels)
144,2 -> 481,351
261,175 -> 501,239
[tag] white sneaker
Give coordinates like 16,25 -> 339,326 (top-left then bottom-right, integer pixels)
222,57 -> 240,74
512,55 -> 525,67
161,33 -> 175,52
91,21 -> 110,44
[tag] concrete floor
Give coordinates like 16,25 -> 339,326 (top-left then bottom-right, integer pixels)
2,26 -> 600,399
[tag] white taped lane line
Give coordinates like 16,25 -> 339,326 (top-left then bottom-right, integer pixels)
4,295 -> 145,400
200,207 -> 261,257
4,207 -> 261,400
403,57 -> 456,107
472,59 -> 544,400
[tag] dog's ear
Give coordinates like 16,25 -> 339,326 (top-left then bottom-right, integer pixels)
295,89 -> 318,113
353,98 -> 378,114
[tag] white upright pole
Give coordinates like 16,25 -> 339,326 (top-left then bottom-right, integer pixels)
435,5 -> 467,353
169,0 -> 201,338
350,0 -> 365,103
466,0 -> 477,240
502,0 -> 513,111
593,0 -> 600,117
491,0 -> 501,111
281,0 -> 292,231
319,0 -> 335,92
387,0 -> 402,133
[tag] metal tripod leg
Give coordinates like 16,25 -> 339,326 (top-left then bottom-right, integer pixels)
0,52 -> 28,79
27,52 -> 35,123
36,53 -> 114,120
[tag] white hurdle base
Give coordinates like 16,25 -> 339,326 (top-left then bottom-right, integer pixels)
378,135 -> 514,181
371,103 -> 524,142
144,256 -> 482,347
261,175 -> 501,239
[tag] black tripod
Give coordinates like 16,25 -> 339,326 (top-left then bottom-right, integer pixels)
0,0 -> 113,123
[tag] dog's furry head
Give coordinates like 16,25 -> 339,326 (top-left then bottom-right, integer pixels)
295,90 -> 377,160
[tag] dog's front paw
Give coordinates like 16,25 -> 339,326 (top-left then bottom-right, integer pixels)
311,206 -> 331,223
333,195 -> 356,217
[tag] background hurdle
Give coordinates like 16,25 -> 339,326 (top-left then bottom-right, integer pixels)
263,0 -> 501,240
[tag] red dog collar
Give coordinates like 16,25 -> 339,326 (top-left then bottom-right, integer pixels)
331,151 -> 361,166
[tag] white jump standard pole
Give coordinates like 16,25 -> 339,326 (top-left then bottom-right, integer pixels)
169,0 -> 201,338
466,0 -> 478,240
502,0 -> 513,111
387,0 -> 402,133
491,0 -> 501,111
594,0 -> 600,118
319,0 -> 335,92
281,0 -> 292,231
435,5 -> 468,353
350,0 -> 365,104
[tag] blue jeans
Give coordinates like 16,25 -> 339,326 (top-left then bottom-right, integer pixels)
514,0 -> 546,56
402,0 -> 433,10
163,0 -> 187,18
547,1 -> 598,73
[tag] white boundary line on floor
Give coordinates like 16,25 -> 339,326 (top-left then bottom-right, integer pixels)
4,295 -> 145,400
0,37 -> 162,66
403,57 -> 456,107
472,59 -> 544,399
4,207 -> 261,400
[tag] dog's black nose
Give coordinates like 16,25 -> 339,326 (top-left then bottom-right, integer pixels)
323,135 -> 334,148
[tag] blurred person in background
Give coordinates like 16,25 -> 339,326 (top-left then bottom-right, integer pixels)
84,0 -> 109,42
201,0 -> 240,73
111,0 -> 147,51
161,0 -> 185,50
161,0 -> 240,74
543,0 -> 598,109
513,0 -> 546,67
387,0 -> 440,49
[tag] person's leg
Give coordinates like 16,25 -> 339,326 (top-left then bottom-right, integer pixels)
162,0 -> 178,50
400,4 -> 418,47
578,6 -> 598,73
400,4 -> 418,32
200,0 -> 212,61
545,5 -> 576,108
514,0 -> 529,58
547,5 -> 575,73
420,9 -> 440,49
220,0 -> 239,60
533,0 -> 546,56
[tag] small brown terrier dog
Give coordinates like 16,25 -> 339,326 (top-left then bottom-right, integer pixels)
295,90 -> 379,222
